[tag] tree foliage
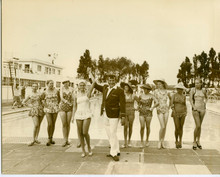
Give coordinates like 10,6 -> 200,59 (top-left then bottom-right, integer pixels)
177,48 -> 220,88
77,49 -> 150,83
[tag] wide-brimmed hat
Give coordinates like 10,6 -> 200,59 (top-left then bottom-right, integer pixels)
77,79 -> 87,85
62,80 -> 70,84
153,78 -> 168,89
174,82 -> 186,90
141,83 -> 152,90
120,82 -> 133,94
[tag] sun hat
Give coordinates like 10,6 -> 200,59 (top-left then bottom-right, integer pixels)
141,83 -> 152,90
120,82 -> 133,94
62,80 -> 70,84
174,82 -> 186,90
153,78 -> 168,89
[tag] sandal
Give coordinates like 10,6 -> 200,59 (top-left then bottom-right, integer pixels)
28,141 -> 35,146
62,141 -> 68,147
158,142 -> 162,149
196,142 -> 202,149
50,139 -> 55,144
35,140 -> 41,144
88,152 -> 93,156
128,143 -> 132,147
77,143 -> 81,148
81,153 -> 86,158
145,141 -> 150,147
192,142 -> 197,150
161,141 -> 166,149
121,144 -> 128,148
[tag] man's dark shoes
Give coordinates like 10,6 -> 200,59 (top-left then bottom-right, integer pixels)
112,156 -> 119,161
106,154 -> 119,161
117,153 -> 120,156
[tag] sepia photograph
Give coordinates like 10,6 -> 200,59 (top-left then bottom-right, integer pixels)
1,0 -> 220,175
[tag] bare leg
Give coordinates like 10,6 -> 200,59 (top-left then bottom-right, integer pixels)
35,115 -> 44,141
179,115 -> 186,147
83,118 -> 92,154
128,114 -> 135,145
60,111 -> 68,142
123,116 -> 128,147
66,111 -> 72,142
76,120 -> 86,156
139,116 -> 145,147
145,116 -> 152,144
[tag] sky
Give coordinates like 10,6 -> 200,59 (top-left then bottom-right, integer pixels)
2,0 -> 220,84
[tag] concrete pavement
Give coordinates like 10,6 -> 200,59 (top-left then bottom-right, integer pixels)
1,98 -> 220,174
2,138 -> 220,174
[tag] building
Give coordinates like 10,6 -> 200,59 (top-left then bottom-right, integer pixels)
2,58 -> 74,103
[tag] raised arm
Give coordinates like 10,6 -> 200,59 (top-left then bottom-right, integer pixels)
87,81 -> 96,98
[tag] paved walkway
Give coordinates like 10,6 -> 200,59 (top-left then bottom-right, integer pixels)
2,138 -> 220,175
1,98 -> 220,175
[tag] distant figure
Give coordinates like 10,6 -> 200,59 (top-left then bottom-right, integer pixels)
170,83 -> 187,149
12,81 -> 22,109
21,85 -> 26,101
189,78 -> 208,150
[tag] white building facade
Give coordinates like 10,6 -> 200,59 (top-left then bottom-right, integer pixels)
2,58 -> 73,103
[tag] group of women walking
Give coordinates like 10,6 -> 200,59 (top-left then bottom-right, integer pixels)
22,76 -> 207,158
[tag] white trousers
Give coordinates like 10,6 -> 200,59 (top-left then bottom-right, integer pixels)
103,111 -> 120,156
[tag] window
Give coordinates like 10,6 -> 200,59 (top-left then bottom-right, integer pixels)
52,68 -> 55,74
56,81 -> 61,88
49,68 -> 51,75
24,64 -> 30,73
2,77 -> 11,86
58,70 -> 61,75
37,65 -> 42,72
45,67 -> 49,74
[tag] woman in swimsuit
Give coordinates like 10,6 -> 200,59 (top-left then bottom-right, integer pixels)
190,78 -> 208,150
153,78 -> 171,149
59,80 -> 74,147
22,83 -> 44,146
120,82 -> 138,148
170,83 -> 187,148
42,80 -> 60,146
138,84 -> 158,148
72,79 -> 95,157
